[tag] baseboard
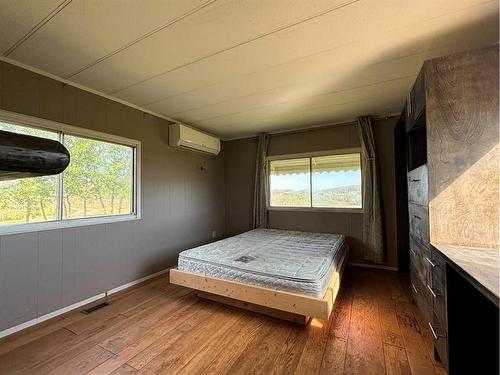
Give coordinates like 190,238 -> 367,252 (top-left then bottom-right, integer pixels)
348,262 -> 398,271
106,268 -> 170,296
0,267 -> 171,339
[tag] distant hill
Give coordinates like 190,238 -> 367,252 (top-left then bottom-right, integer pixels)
271,184 -> 361,208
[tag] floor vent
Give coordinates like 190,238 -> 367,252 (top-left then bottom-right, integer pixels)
81,301 -> 110,315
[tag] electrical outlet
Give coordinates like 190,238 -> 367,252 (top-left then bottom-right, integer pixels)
212,230 -> 217,239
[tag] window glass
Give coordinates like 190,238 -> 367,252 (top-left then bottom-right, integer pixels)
269,158 -> 311,207
0,120 -> 137,228
268,152 -> 362,210
0,121 -> 58,140
63,135 -> 133,219
311,153 -> 362,208
0,123 -> 58,225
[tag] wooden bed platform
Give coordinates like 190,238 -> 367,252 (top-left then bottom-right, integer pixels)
170,255 -> 348,324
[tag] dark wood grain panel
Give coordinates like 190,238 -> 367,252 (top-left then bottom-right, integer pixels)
410,267 -> 432,324
431,310 -> 448,368
407,164 -> 428,206
426,44 -> 499,248
408,203 -> 429,247
410,236 -> 431,288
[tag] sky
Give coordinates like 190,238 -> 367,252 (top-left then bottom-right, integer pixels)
270,170 -> 361,191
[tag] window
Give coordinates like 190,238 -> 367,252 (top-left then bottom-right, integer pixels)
0,114 -> 140,232
269,152 -> 362,210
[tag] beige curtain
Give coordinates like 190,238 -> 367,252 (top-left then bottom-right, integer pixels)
357,116 -> 384,263
253,133 -> 269,228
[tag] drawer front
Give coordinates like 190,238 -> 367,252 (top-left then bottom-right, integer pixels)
407,165 -> 428,206
429,312 -> 448,367
408,203 -> 429,246
409,240 -> 430,286
430,249 -> 447,325
411,268 -> 432,322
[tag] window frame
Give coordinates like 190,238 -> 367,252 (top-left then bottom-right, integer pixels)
266,148 -> 363,213
0,109 -> 141,235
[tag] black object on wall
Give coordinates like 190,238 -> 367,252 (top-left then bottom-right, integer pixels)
0,130 -> 70,181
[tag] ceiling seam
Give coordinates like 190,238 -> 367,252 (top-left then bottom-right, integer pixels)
163,51 -> 426,115
171,74 -> 417,122
139,3 -> 489,109
196,95 -> 402,129
106,0 -> 359,95
2,0 -> 72,56
220,113 -> 401,141
126,0 -> 494,106
64,0 -> 218,79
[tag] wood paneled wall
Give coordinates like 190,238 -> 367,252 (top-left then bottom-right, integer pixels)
426,45 -> 499,248
224,118 -> 399,268
0,62 -> 226,331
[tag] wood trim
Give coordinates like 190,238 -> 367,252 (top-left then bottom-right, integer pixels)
170,262 -> 343,320
197,292 -> 310,324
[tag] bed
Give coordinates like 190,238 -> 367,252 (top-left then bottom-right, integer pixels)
170,228 -> 349,324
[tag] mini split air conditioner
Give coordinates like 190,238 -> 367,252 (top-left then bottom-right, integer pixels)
168,123 -> 220,155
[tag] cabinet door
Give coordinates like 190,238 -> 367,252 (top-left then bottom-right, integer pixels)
412,68 -> 426,122
407,164 -> 428,206
408,203 -> 430,247
406,67 -> 426,131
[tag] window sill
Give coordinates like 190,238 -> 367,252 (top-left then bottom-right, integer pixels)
0,214 -> 140,236
267,206 -> 363,214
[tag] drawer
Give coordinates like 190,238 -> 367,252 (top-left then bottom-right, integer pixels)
430,249 -> 447,325
409,242 -> 430,286
408,203 -> 429,246
429,312 -> 448,367
407,165 -> 428,206
411,268 -> 432,322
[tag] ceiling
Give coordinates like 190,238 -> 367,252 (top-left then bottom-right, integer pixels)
0,0 -> 498,139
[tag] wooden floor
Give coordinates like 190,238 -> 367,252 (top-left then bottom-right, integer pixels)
0,267 -> 447,375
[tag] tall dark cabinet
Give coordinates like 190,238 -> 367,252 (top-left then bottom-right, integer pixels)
400,44 -> 499,374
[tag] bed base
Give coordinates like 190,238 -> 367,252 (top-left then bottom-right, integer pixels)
170,254 -> 348,322
197,292 -> 310,324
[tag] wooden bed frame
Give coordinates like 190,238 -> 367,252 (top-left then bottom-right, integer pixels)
170,254 -> 348,324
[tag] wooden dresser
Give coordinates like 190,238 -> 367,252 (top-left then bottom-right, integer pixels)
401,44 -> 499,374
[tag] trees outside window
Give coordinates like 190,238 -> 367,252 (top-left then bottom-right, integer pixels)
0,121 -> 136,227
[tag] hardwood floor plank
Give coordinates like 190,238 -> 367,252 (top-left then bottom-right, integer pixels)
293,318 -> 331,375
0,313 -> 84,357
198,315 -> 267,374
395,303 -> 437,375
329,284 -> 353,340
25,291 -> 200,374
45,344 -> 115,375
136,307 -> 246,374
110,363 -> 138,375
379,302 -> 405,348
226,319 -> 294,375
344,295 -> 385,375
64,283 -> 180,335
177,312 -> 265,375
267,327 -> 309,375
384,344 -> 411,375
0,328 -> 76,374
87,299 -> 208,374
126,302 -> 220,370
0,269 -> 442,375
319,336 -> 347,375
98,292 -> 198,354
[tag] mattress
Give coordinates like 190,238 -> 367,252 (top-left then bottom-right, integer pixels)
178,228 -> 348,298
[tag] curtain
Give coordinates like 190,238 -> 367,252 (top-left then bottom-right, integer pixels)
253,133 -> 269,228
356,116 -> 385,263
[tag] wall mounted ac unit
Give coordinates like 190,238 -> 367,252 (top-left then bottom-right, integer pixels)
169,123 -> 220,155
